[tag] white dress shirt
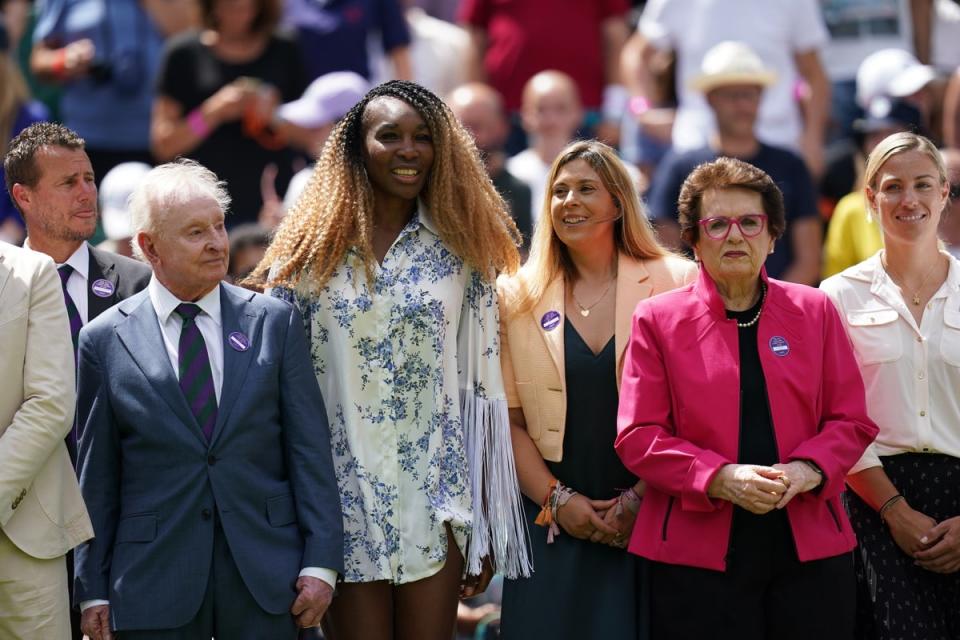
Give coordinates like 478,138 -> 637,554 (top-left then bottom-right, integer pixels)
821,251 -> 960,473
81,278 -> 334,611
24,240 -> 90,323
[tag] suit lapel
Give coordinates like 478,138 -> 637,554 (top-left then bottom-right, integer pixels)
115,294 -> 205,447
211,285 -> 263,445
532,277 -> 565,379
87,248 -> 119,321
615,255 -> 652,381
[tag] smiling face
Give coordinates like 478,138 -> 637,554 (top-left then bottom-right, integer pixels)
141,196 -> 229,301
694,187 -> 774,289
362,96 -> 435,212
549,158 -> 619,251
867,149 -> 948,251
14,145 -> 97,244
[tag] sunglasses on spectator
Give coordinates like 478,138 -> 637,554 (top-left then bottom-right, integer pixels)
698,214 -> 768,240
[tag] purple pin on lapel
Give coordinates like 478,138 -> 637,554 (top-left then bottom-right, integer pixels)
91,278 -> 115,298
540,310 -> 561,331
769,336 -> 790,357
228,331 -> 250,352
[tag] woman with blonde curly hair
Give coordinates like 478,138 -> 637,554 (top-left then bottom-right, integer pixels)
497,140 -> 696,639
253,80 -> 530,640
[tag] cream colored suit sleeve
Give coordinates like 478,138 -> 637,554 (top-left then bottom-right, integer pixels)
0,249 -> 76,527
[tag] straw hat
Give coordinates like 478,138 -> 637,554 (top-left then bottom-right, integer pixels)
689,41 -> 778,93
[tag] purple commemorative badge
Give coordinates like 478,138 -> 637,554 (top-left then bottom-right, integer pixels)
228,331 -> 251,352
90,279 -> 115,298
540,310 -> 561,331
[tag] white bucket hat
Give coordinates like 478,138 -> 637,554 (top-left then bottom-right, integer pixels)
689,41 -> 778,93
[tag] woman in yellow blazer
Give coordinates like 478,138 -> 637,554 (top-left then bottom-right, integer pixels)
497,140 -> 696,640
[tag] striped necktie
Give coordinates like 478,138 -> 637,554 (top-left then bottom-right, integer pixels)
57,264 -> 83,359
175,303 -> 218,441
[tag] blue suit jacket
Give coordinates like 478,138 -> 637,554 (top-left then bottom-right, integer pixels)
73,282 -> 343,631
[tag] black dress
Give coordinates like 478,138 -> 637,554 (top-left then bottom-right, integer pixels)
500,319 -> 648,640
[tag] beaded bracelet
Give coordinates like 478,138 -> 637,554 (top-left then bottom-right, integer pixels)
879,494 -> 905,524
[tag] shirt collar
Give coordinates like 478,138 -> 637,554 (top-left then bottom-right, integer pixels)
22,239 -> 89,281
869,250 -> 960,298
148,276 -> 222,327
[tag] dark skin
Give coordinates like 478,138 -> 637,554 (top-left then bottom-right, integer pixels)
321,97 -> 493,640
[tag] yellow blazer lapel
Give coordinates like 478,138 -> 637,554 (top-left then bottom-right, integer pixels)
532,276 -> 566,380
615,254 -> 653,383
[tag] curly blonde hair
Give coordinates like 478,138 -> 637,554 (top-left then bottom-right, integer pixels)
254,80 -> 521,292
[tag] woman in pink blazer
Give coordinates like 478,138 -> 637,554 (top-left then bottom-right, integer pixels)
615,157 -> 878,639
497,140 -> 696,640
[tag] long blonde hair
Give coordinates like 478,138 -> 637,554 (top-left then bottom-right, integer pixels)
0,55 -> 30,158
254,80 -> 521,292
514,140 -> 669,313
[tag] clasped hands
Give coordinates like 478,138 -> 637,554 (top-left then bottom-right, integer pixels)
555,486 -> 642,547
883,500 -> 960,574
708,462 -> 821,515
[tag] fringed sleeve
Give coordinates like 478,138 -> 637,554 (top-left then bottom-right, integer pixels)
458,268 -> 532,579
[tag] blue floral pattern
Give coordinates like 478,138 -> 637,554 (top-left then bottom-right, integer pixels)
274,208 -> 508,583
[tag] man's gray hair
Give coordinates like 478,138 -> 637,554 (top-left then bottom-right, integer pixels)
129,159 -> 231,261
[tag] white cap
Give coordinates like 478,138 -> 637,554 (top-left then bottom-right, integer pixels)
689,41 -> 778,93
278,72 -> 370,129
283,167 -> 313,212
99,162 -> 152,240
856,48 -> 936,109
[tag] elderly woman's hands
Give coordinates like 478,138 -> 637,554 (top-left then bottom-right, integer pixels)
556,494 -> 618,541
771,461 -> 823,509
707,464 -> 787,514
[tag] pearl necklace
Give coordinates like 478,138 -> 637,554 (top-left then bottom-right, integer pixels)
735,283 -> 766,328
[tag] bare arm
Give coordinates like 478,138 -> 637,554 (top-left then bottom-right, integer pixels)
140,0 -> 200,37
910,0 -> 933,64
847,466 -> 938,557
151,84 -> 255,161
781,216 -> 822,285
944,70 -> 960,148
30,38 -> 95,83
602,16 -> 629,86
388,45 -> 413,81
794,49 -> 831,178
464,26 -> 487,83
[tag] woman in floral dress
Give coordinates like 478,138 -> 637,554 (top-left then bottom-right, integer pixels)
254,80 -> 530,640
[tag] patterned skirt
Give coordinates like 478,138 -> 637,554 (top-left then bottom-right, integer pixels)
846,453 -> 960,640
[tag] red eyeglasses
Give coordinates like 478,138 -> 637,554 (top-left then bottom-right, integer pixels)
697,214 -> 768,240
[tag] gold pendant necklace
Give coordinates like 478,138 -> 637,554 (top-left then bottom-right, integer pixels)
571,280 -> 614,317
883,252 -> 942,307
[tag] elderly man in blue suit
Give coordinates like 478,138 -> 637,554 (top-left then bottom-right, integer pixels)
73,159 -> 343,640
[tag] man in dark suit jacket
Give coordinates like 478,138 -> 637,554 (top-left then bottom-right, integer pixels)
4,122 -> 151,459
74,159 -> 343,639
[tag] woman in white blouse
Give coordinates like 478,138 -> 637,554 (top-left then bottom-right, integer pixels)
253,80 -> 531,640
821,132 -> 960,639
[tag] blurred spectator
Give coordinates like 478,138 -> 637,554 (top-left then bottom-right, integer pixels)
506,71 -> 584,227
95,161 -> 151,259
940,147 -> 960,258
821,98 -> 924,278
152,0 -> 306,227
819,0 -> 932,141
370,0 -> 469,98
647,41 -> 822,285
448,82 -> 533,251
633,0 -> 831,176
412,0 -> 458,24
257,70 -> 369,230
0,19 -> 47,245
276,70 -> 370,158
459,0 -> 630,149
29,0 -> 194,182
228,222 -> 270,284
282,0 -> 411,83
856,48 -> 937,129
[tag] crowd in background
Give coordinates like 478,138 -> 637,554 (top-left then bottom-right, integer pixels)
2,0 -> 960,280
3,1 -> 960,639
